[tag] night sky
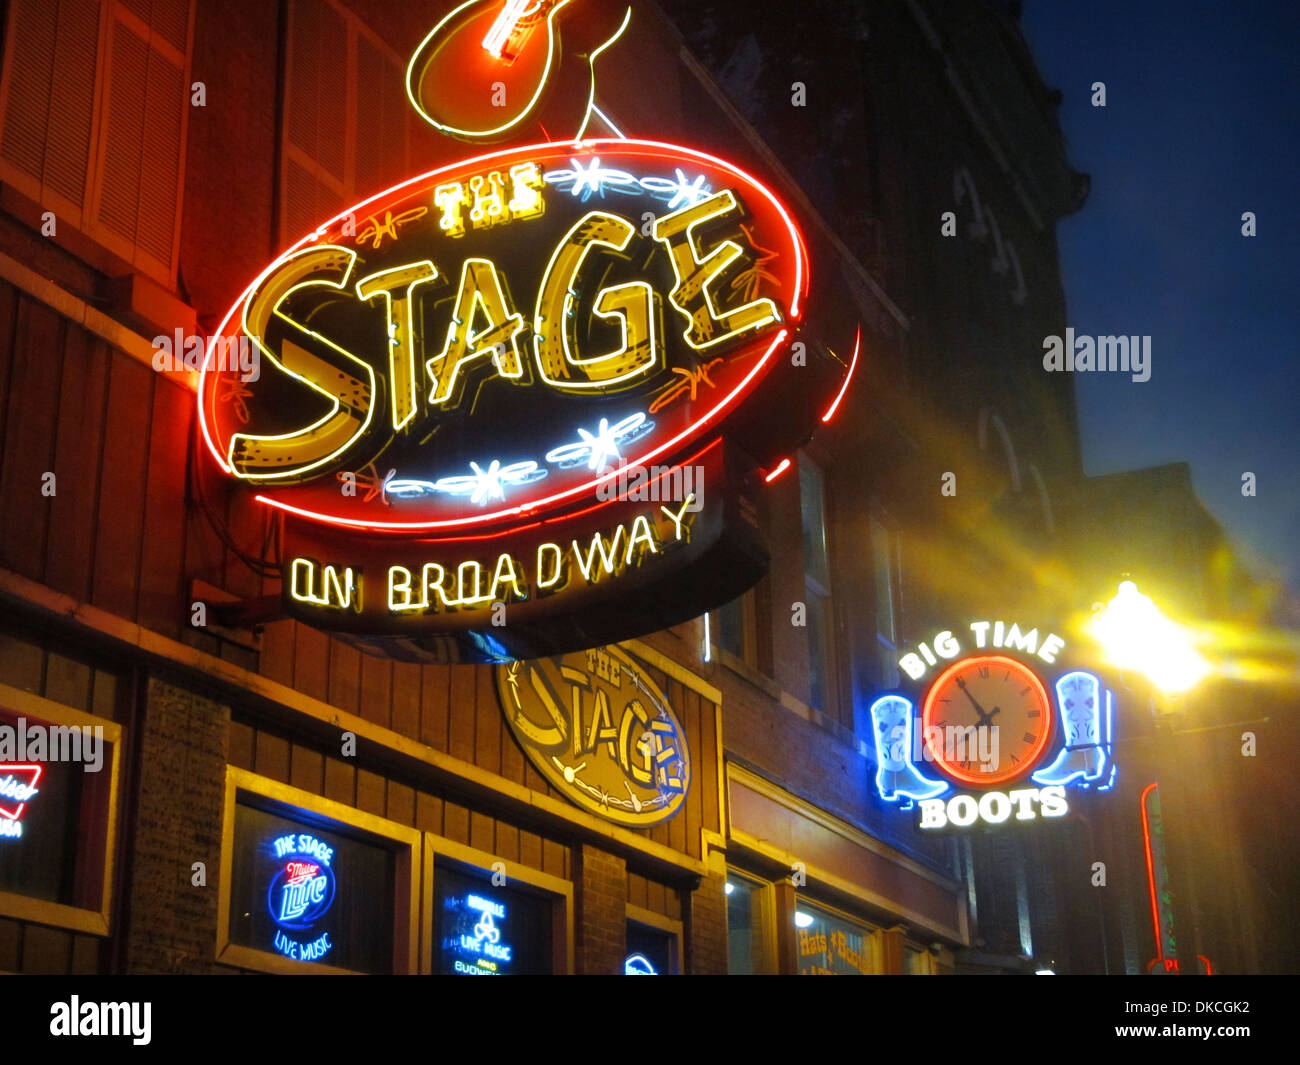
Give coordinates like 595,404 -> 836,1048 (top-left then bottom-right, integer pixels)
1019,0 -> 1299,601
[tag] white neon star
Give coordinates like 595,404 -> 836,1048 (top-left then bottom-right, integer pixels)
639,168 -> 712,209
434,460 -> 546,506
544,158 -> 637,201
545,413 -> 650,473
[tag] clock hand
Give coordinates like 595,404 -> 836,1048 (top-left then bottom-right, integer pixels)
954,676 -> 991,721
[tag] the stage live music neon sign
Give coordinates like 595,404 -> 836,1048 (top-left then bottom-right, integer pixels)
267,833 -> 337,962
198,138 -> 850,659
868,619 -> 1117,831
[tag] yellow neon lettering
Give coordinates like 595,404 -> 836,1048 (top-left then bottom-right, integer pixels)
356,261 -> 441,432
434,183 -> 468,238
506,162 -> 545,221
660,495 -> 695,543
488,552 -> 526,601
624,513 -> 659,564
456,560 -> 490,605
537,542 -> 565,590
468,172 -> 508,228
534,211 -> 661,391
653,190 -> 781,350
427,258 -> 525,408
389,565 -> 419,611
232,246 -> 374,480
572,526 -> 626,583
290,558 -> 356,610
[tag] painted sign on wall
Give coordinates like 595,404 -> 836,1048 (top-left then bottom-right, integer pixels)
495,644 -> 689,825
869,618 -> 1117,830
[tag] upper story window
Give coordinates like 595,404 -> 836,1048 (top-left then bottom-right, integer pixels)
279,0 -> 410,246
798,452 -> 838,719
0,0 -> 194,285
870,515 -> 901,689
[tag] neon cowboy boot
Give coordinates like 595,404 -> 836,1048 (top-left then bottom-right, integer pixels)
1032,671 -> 1108,786
869,695 -> 947,802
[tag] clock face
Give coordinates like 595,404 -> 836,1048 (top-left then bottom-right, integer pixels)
921,654 -> 1052,786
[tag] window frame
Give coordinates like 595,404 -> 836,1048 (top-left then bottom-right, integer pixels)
625,902 -> 682,975
0,0 -> 195,285
724,867 -> 778,975
215,765 -> 422,974
421,833 -> 574,976
0,681 -> 123,937
278,0 -> 411,248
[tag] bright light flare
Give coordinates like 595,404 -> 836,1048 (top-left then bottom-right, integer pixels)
1091,580 -> 1212,694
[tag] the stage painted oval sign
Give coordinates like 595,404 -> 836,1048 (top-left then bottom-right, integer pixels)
198,138 -> 807,532
495,645 -> 690,827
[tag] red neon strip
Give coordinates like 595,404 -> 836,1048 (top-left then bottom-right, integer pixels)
820,327 -> 861,423
763,458 -> 791,483
1140,782 -> 1163,960
1197,954 -> 1213,975
198,139 -> 808,509
0,762 -> 43,821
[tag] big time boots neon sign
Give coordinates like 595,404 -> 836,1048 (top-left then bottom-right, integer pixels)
869,618 -> 1118,831
200,139 -> 853,659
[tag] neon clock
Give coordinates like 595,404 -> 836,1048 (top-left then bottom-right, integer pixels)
921,654 -> 1052,787
868,618 -> 1117,831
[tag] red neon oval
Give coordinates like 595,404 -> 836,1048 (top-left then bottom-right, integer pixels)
920,655 -> 1053,787
199,139 -> 808,532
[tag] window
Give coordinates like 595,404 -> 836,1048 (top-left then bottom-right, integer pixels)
434,863 -> 554,976
280,0 -> 409,244
217,767 -> 421,973
870,516 -> 900,688
424,834 -> 573,975
625,906 -> 681,975
0,0 -> 193,284
794,899 -> 882,975
798,453 -> 837,716
0,684 -> 122,936
715,590 -> 756,667
725,870 -> 775,974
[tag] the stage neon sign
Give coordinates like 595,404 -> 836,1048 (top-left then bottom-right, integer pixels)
199,140 -> 810,532
267,833 -> 336,962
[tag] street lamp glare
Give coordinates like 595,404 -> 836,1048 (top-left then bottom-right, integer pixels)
1091,580 -> 1211,694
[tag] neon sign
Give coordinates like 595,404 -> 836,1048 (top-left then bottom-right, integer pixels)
868,617 -> 1117,831
0,764 -> 42,840
199,63 -> 853,658
444,891 -> 515,975
267,833 -> 336,962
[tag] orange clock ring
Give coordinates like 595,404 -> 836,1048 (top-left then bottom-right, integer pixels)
921,654 -> 1053,787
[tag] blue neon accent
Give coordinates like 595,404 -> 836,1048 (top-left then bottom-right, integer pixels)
1032,671 -> 1111,787
868,694 -> 947,803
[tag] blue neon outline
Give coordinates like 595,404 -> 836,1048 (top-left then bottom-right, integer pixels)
868,693 -> 947,804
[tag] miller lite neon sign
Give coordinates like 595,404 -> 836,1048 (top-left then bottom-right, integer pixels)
267,833 -> 337,962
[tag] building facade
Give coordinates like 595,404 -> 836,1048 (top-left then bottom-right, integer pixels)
0,0 -> 1101,974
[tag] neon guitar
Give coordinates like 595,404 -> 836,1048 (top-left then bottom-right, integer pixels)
407,0 -> 631,142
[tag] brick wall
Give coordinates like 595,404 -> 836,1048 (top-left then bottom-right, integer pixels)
685,853 -> 728,974
574,844 -> 626,975
122,675 -> 229,973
